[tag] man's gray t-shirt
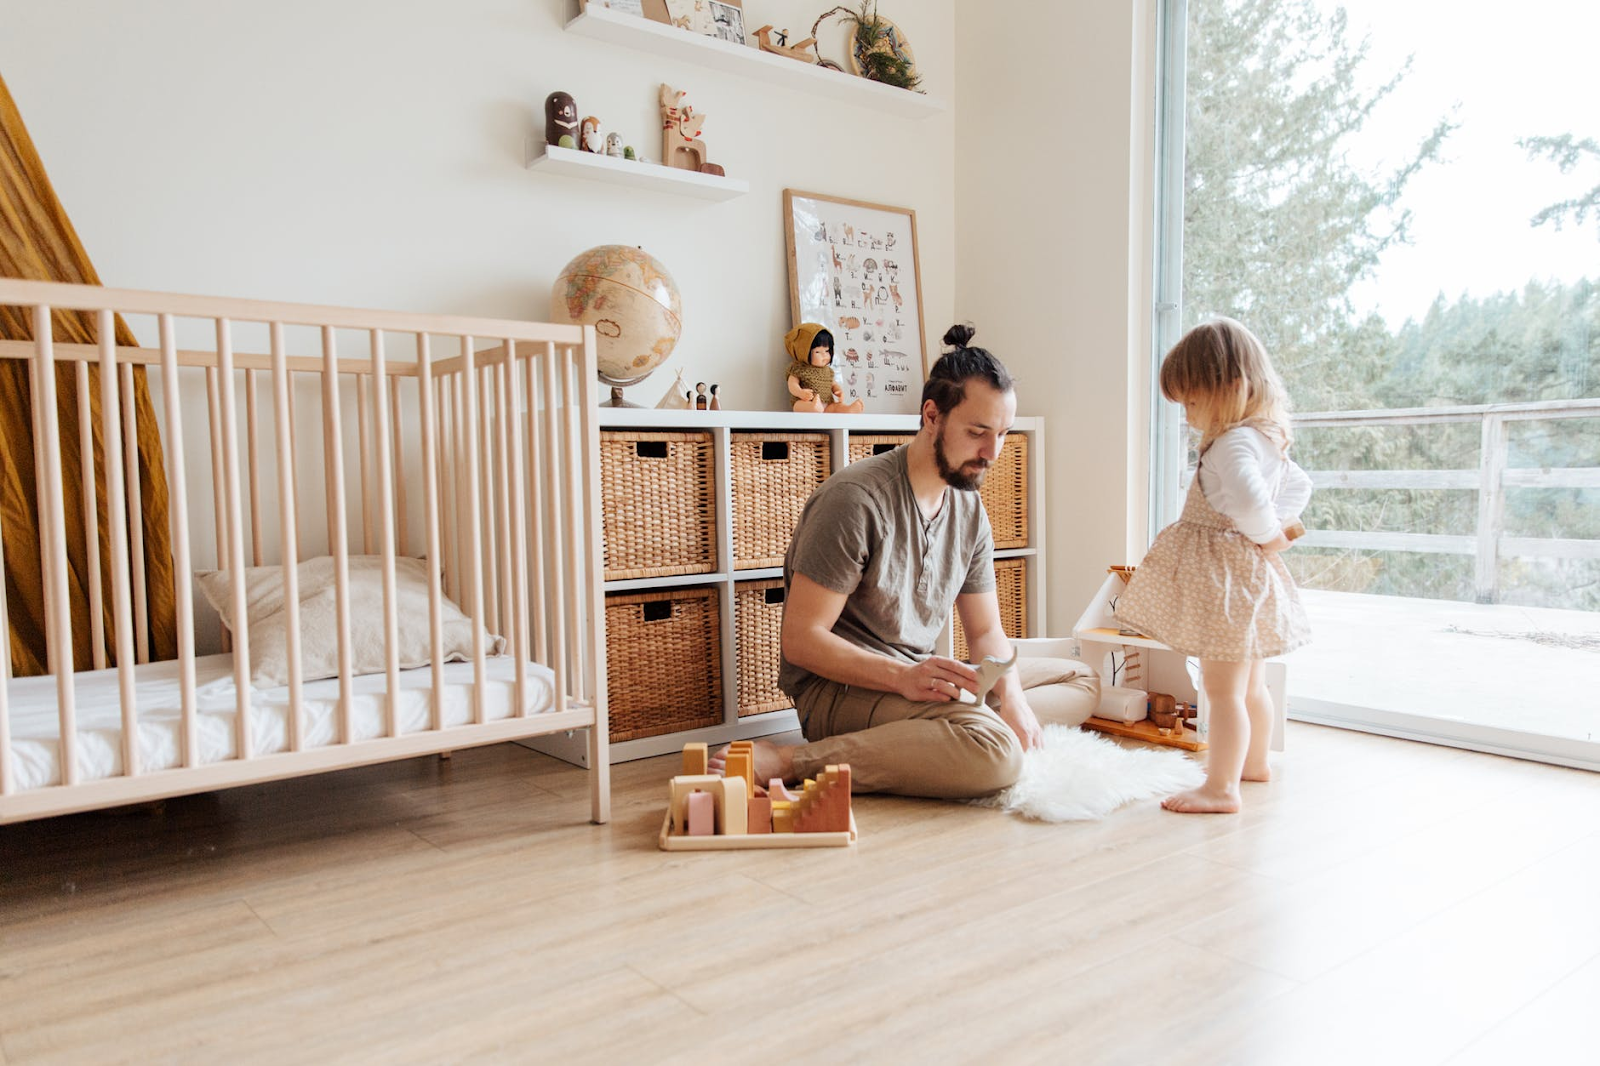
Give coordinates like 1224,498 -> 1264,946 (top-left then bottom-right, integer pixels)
778,445 -> 995,700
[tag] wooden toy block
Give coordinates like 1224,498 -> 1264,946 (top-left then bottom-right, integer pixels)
717,775 -> 748,835
796,764 -> 852,833
768,779 -> 796,802
682,742 -> 709,776
669,774 -> 723,834
747,796 -> 772,834
686,790 -> 715,835
724,751 -> 754,796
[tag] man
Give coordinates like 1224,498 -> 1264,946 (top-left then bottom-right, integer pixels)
723,327 -> 1100,798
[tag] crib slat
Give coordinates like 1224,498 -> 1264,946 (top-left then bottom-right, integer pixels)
454,372 -> 470,636
271,322 -> 304,750
417,334 -> 445,730
34,308 -> 80,783
206,366 -> 231,653
574,327 -> 609,821
217,320 -> 252,759
558,346 -> 585,700
357,370 -> 373,556
158,314 -> 199,767
462,337 -> 486,724
371,329 -> 400,737
477,364 -> 500,639
245,370 -> 264,566
99,309 -> 139,778
493,361 -> 513,645
120,362 -> 150,665
500,350 -> 527,716
391,374 -> 407,558
523,351 -> 547,667
322,326 -> 355,737
287,371 -> 302,552
76,360 -> 107,670
539,342 -> 567,715
0,426 -> 14,795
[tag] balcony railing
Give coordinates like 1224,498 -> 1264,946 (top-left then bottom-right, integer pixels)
1293,398 -> 1600,603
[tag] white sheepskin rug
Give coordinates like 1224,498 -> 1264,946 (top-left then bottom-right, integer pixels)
969,725 -> 1205,822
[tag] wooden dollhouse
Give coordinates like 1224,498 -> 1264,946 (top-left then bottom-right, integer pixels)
1072,567 -> 1287,752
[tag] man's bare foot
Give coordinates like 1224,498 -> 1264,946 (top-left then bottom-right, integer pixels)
708,739 -> 796,785
1241,760 -> 1272,783
1161,786 -> 1241,814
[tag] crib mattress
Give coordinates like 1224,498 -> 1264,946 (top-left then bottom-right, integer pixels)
4,654 -> 557,792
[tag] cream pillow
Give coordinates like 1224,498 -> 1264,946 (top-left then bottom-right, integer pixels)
196,555 -> 505,687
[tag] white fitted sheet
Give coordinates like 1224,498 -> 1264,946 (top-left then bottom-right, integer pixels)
4,654 -> 557,791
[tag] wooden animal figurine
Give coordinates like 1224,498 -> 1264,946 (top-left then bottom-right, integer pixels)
545,91 -> 578,147
753,25 -> 816,62
784,323 -> 863,414
579,115 -> 604,153
659,84 -> 707,172
604,132 -> 624,157
970,647 -> 1019,709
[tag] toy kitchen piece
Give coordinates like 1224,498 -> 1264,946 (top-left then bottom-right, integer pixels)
1072,566 -> 1287,753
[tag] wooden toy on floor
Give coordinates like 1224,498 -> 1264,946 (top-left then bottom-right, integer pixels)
659,745 -> 857,850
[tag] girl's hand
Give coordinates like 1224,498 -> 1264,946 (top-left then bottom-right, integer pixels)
1258,532 -> 1291,553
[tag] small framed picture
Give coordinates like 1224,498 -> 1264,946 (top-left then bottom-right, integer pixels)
708,0 -> 745,44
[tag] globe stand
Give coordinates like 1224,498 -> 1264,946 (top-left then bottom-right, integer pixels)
598,369 -> 650,408
603,385 -> 642,409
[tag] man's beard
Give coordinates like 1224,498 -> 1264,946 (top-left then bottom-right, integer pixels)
934,425 -> 989,491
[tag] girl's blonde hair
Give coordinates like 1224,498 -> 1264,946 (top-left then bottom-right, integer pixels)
1159,317 -> 1293,452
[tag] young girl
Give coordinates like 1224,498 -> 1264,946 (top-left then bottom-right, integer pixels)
1115,317 -> 1312,813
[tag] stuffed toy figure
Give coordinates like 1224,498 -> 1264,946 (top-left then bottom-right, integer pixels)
785,323 -> 864,413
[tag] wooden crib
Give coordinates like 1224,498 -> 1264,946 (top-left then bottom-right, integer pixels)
0,279 -> 609,825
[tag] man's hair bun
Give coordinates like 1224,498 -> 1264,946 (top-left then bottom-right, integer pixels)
943,323 -> 976,350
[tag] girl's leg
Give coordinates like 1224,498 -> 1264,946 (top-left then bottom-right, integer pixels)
1162,658 -> 1250,813
1242,659 -> 1274,782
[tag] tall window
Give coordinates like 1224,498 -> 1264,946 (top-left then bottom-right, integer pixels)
1154,0 -> 1600,767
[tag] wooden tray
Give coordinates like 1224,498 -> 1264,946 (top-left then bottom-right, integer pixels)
658,809 -> 858,851
1082,716 -> 1208,752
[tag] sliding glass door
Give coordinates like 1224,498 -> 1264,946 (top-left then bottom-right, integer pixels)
1153,0 -> 1600,768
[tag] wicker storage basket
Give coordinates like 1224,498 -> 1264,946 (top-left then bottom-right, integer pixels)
847,433 -> 914,465
734,579 -> 790,716
979,433 -> 1029,549
731,433 -> 831,569
600,431 -> 716,580
605,586 -> 723,742
953,557 -> 1028,663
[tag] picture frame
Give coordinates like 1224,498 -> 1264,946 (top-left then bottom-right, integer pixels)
783,189 -> 928,415
656,0 -> 743,41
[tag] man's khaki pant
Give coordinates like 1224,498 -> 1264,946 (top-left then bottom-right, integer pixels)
790,657 -> 1101,799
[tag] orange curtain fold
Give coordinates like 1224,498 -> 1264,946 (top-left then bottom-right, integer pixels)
1,69 -> 177,676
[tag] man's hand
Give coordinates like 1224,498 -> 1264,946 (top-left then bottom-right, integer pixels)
996,694 -> 1043,751
897,656 -> 978,703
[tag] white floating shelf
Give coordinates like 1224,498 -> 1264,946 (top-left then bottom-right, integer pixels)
566,5 -> 946,119
526,142 -> 748,201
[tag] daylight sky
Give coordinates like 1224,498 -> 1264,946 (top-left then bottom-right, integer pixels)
1330,0 -> 1600,326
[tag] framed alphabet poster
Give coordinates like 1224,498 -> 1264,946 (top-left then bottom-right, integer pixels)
783,189 -> 927,414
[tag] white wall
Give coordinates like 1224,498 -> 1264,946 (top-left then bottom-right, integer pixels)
955,0 -> 1158,634
0,0 -> 956,412
4,0 -> 1157,645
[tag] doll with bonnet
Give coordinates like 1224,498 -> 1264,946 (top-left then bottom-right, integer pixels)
785,323 -> 864,413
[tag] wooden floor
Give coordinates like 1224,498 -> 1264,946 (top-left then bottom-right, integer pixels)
2,723 -> 1598,1065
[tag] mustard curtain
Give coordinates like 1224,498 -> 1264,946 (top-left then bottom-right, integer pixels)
1,70 -> 176,676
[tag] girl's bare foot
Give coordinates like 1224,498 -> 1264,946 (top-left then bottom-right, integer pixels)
708,739 -> 796,785
1161,786 -> 1241,814
1241,760 -> 1272,783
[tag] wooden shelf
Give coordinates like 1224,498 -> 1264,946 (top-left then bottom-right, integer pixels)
565,5 -> 946,119
526,142 -> 749,201
1075,627 -> 1175,652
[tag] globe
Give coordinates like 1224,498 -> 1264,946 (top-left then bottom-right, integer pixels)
550,244 -> 682,406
